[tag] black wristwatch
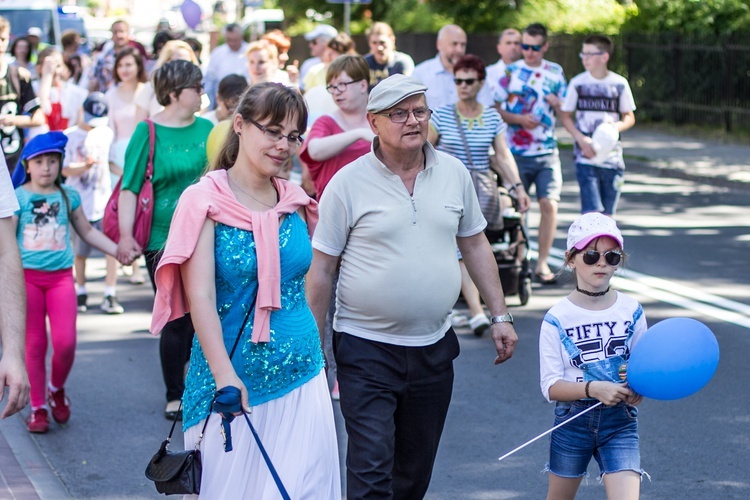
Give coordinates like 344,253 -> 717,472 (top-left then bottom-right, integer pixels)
490,313 -> 514,325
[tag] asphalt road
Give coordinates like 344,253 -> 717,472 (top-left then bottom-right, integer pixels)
2,148 -> 749,499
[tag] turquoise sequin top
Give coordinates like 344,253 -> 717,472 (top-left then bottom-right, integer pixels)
182,213 -> 324,430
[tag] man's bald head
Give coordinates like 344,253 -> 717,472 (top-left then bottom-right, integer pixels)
436,24 -> 467,71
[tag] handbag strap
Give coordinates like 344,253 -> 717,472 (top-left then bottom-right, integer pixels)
166,295 -> 257,444
453,106 -> 474,168
145,119 -> 155,180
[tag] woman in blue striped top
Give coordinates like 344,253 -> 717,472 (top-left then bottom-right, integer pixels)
428,54 -> 530,335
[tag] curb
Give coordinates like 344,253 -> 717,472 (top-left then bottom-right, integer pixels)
0,408 -> 72,499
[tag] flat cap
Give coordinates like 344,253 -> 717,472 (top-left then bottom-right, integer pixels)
366,74 -> 428,114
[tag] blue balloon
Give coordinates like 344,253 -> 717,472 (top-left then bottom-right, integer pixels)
628,318 -> 719,400
180,0 -> 203,30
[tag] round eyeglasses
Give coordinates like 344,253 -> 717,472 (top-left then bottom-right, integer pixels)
377,107 -> 433,124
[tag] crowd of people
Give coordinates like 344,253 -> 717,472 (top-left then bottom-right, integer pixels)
0,13 -> 644,500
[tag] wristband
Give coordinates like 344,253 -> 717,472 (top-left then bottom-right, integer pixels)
508,182 -> 523,193
585,381 -> 592,399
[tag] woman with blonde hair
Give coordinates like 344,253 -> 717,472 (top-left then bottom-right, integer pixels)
246,40 -> 293,86
150,82 -> 340,498
134,40 -> 200,121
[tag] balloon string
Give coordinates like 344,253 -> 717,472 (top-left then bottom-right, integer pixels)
498,402 -> 603,462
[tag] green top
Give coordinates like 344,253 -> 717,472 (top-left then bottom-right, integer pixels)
121,118 -> 213,251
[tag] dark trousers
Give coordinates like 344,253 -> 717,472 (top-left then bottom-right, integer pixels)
334,329 -> 460,500
144,250 -> 194,402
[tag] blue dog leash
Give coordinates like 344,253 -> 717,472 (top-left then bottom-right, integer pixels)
213,386 -> 291,500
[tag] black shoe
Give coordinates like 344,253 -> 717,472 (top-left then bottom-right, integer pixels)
164,400 -> 182,421
77,293 -> 88,312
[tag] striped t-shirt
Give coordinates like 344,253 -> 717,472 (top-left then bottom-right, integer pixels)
430,104 -> 506,170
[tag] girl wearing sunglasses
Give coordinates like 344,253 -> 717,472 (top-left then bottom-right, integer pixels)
539,212 -> 648,499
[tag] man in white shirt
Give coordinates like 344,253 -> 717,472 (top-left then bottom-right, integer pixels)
0,160 -> 30,418
412,24 -> 493,109
486,28 -> 522,97
203,23 -> 249,109
307,74 -> 518,499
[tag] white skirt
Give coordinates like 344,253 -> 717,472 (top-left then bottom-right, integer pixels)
183,371 -> 341,499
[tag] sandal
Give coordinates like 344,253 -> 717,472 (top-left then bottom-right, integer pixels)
535,271 -> 557,285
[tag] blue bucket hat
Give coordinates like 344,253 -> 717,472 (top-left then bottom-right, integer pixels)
11,131 -> 69,187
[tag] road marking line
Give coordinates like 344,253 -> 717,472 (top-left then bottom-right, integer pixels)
528,245 -> 750,329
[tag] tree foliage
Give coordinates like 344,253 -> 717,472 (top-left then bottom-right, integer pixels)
624,0 -> 750,35
272,0 -> 750,36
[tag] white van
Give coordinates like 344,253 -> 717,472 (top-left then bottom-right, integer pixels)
0,0 -> 61,46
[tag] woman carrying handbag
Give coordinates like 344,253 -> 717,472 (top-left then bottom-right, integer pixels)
115,60 -> 213,421
428,54 -> 531,336
150,82 -> 340,498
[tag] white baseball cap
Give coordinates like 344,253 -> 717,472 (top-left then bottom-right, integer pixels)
304,25 -> 337,41
567,212 -> 623,251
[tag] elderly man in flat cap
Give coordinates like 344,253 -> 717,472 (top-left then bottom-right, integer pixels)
307,74 -> 518,499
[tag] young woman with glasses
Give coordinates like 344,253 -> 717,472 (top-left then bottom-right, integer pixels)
427,54 -> 530,336
151,82 -> 340,498
540,212 -> 647,500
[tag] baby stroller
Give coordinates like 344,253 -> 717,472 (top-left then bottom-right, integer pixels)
485,189 -> 532,306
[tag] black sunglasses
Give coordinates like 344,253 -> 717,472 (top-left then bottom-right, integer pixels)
581,250 -> 622,266
521,43 -> 543,52
454,78 -> 478,86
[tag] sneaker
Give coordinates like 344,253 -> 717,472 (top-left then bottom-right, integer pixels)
26,408 -> 50,433
77,293 -> 88,313
449,310 -> 469,328
469,314 -> 490,337
101,295 -> 124,314
47,388 -> 71,424
331,378 -> 340,401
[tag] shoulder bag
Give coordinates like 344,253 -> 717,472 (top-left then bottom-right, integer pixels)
453,107 -> 503,231
145,296 -> 290,498
103,119 -> 155,249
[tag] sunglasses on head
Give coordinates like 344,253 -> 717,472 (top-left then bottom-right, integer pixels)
581,250 -> 622,266
521,43 -> 543,52
454,78 -> 477,86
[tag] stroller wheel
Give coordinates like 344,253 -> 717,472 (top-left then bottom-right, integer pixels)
519,277 -> 532,306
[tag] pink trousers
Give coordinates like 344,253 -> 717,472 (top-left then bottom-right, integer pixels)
24,268 -> 77,408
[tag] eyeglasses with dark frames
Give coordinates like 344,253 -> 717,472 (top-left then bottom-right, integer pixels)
377,107 -> 433,124
181,83 -> 204,93
325,79 -> 364,94
248,119 -> 304,147
581,249 -> 622,266
521,43 -> 543,52
454,78 -> 478,86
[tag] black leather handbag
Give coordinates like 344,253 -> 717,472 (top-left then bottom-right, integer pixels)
145,437 -> 202,495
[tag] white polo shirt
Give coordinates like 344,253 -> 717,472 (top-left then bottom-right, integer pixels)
313,139 -> 486,347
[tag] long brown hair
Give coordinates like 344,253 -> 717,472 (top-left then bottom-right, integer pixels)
210,83 -> 308,172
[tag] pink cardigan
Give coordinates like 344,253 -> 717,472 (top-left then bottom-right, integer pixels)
150,169 -> 318,343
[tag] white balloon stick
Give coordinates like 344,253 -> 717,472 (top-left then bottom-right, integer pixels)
498,402 -> 603,462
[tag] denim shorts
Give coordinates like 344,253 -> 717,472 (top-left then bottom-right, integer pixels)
514,151 -> 562,202
547,400 -> 641,479
576,163 -> 624,215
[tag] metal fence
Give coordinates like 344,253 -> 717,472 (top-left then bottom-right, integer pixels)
289,32 -> 750,133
